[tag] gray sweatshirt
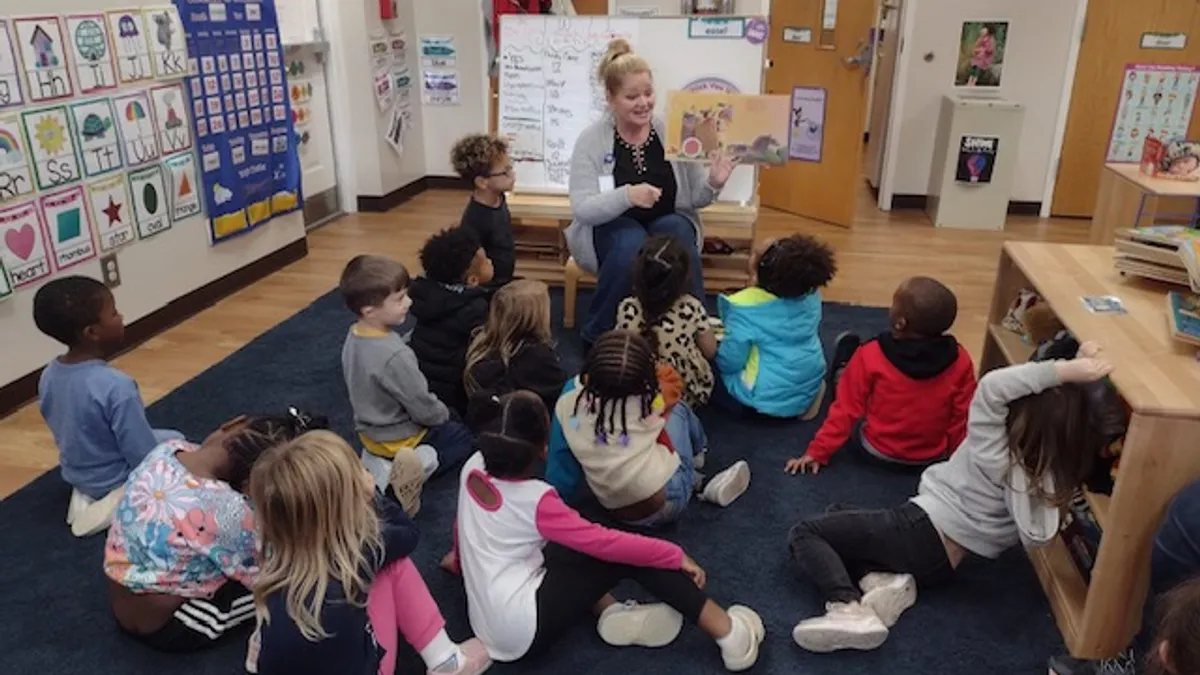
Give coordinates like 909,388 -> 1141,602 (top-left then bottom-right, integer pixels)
910,361 -> 1063,559
342,327 -> 449,442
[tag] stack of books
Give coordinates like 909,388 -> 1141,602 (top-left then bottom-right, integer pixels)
1114,225 -> 1200,286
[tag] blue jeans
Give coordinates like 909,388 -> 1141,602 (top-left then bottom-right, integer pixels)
423,418 -> 475,479
585,214 -> 704,343
627,401 -> 708,529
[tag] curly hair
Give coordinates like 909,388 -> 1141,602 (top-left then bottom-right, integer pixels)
33,276 -> 111,346
573,330 -> 659,443
895,276 -> 958,337
450,133 -> 509,183
476,391 -> 550,478
419,227 -> 482,284
757,235 -> 837,298
338,255 -> 410,316
631,235 -> 692,354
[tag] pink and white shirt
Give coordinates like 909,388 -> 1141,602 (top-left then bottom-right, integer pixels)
453,452 -> 683,661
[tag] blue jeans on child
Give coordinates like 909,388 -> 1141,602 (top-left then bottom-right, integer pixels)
625,401 -> 708,529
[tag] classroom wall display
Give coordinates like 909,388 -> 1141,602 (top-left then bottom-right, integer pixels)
664,91 -> 789,165
68,97 -> 122,178
1106,64 -> 1200,164
176,0 -> 302,244
21,105 -> 82,190
789,86 -> 825,162
65,13 -> 118,94
954,21 -> 1007,89
39,184 -> 96,269
0,198 -> 52,287
163,151 -> 200,219
126,162 -> 169,238
0,257 -> 12,301
0,113 -> 36,203
107,9 -> 153,85
112,89 -> 159,166
13,16 -> 75,103
0,21 -> 24,109
956,134 -> 998,184
150,83 -> 191,154
86,172 -> 136,251
144,6 -> 189,80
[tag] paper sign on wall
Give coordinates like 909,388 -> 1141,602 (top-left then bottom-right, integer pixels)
68,98 -> 123,178
143,6 -> 189,79
107,10 -> 152,84
86,173 -> 135,251
21,105 -> 82,190
422,70 -> 459,106
789,86 -> 826,162
150,83 -> 191,154
420,36 -> 456,67
0,113 -> 36,203
112,90 -> 159,166
163,152 -> 200,220
0,257 -> 13,301
65,14 -> 118,94
40,185 -> 96,269
956,135 -> 999,184
374,69 -> 394,111
127,163 -> 170,238
0,199 -> 52,287
0,20 -> 27,109
13,16 -> 75,102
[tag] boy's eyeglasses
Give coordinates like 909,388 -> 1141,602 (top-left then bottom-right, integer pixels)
486,165 -> 515,177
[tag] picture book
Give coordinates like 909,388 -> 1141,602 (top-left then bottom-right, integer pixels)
1141,136 -> 1200,181
1167,290 -> 1200,347
664,91 -> 790,166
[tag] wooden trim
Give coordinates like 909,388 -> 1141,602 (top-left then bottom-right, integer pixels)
890,194 -> 1043,215
356,176 -> 469,213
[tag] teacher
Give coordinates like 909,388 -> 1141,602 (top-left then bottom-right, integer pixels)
565,38 -> 737,347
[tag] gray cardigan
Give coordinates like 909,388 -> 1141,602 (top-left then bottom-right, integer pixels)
565,114 -> 717,275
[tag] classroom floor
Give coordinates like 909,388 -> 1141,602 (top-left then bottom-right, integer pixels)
0,183 -> 1092,499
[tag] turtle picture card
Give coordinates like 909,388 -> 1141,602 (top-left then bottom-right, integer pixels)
143,6 -> 188,80
68,98 -> 122,178
0,20 -> 26,109
127,163 -> 170,239
163,152 -> 200,221
112,90 -> 159,167
106,9 -> 152,84
0,198 -> 52,287
20,105 -> 82,190
150,83 -> 191,154
86,173 -> 135,251
0,113 -> 36,204
40,185 -> 96,270
65,14 -> 118,94
13,16 -> 74,102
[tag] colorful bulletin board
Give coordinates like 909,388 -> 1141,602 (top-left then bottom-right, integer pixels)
174,0 -> 302,243
1107,64 -> 1200,163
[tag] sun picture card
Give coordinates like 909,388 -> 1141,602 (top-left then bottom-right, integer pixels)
20,105 -> 82,190
112,90 -> 159,167
12,15 -> 75,102
86,173 -> 135,251
664,91 -> 792,166
150,83 -> 191,155
0,198 -> 52,287
127,163 -> 170,239
0,20 -> 26,109
142,6 -> 189,80
106,9 -> 152,84
163,152 -> 200,221
39,185 -> 96,270
0,113 -> 36,204
65,13 -> 118,94
68,98 -> 122,179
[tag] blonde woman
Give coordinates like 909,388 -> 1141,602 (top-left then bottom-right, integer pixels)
566,38 -> 738,348
249,431 -> 490,675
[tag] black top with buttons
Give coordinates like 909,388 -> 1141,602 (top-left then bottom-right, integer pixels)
613,128 -> 677,225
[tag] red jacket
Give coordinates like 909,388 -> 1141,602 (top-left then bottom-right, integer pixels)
805,335 -> 977,464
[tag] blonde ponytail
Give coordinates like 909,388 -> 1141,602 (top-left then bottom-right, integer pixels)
597,38 -> 651,96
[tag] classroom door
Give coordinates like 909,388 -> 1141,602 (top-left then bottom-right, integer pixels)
287,48 -> 342,228
1051,0 -> 1200,217
760,0 -> 876,227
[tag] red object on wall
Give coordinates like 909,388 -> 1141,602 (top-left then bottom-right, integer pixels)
380,0 -> 397,20
493,0 -> 546,49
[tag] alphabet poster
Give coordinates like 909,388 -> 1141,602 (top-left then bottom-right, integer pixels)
150,83 -> 191,154
106,10 -> 152,85
127,162 -> 169,238
86,173 -> 135,251
0,199 -> 51,287
0,114 -> 35,203
0,20 -> 25,109
68,98 -> 122,178
163,152 -> 200,220
40,185 -> 96,269
21,105 -> 82,190
65,14 -> 118,94
1107,64 -> 1200,163
0,257 -> 12,301
144,6 -> 189,80
13,16 -> 75,103
112,90 -> 159,167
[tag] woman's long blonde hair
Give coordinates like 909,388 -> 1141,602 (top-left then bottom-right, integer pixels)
597,38 -> 651,97
249,430 -> 381,641
465,279 -> 552,395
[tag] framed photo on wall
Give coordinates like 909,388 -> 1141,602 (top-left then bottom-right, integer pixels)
954,21 -> 1009,89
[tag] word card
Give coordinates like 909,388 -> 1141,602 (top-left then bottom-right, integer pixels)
106,10 -> 152,84
40,185 -> 96,270
127,162 -> 170,238
0,199 -> 51,287
68,97 -> 123,178
0,113 -> 35,203
13,16 -> 74,102
112,90 -> 159,167
0,20 -> 25,109
21,105 -> 82,190
86,173 -> 135,251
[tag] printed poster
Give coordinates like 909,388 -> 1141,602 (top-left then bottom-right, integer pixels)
422,70 -> 459,106
0,20 -> 25,109
368,38 -> 390,70
86,173 -> 136,251
163,152 -> 201,220
789,86 -> 826,162
389,30 -> 407,66
419,36 -> 456,67
954,21 -> 1007,88
13,16 -> 75,102
68,97 -> 123,178
143,6 -> 190,79
375,69 -> 394,111
40,185 -> 96,269
65,14 -> 118,94
1107,64 -> 1200,163
106,10 -> 153,84
21,105 -> 82,190
0,198 -> 52,287
150,83 -> 192,154
385,103 -> 410,156
664,91 -> 790,165
0,114 -> 36,203
956,135 -> 999,183
112,90 -> 159,166
127,163 -> 170,239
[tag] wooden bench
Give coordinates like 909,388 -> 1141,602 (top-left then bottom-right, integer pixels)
505,192 -> 758,328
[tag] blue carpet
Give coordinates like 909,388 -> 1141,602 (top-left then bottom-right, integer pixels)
0,288 -> 1062,675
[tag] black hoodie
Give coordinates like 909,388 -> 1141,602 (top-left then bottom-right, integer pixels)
408,277 -> 490,416
874,332 -> 963,380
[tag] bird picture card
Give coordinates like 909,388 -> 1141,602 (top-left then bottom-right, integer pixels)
39,185 -> 96,270
12,16 -> 74,102
150,83 -> 191,155
65,14 -> 118,94
21,105 -> 82,190
0,198 -> 52,287
143,6 -> 189,80
163,152 -> 200,221
106,10 -> 152,84
68,98 -> 122,179
0,114 -> 35,204
86,173 -> 135,251
0,20 -> 25,109
0,256 -> 13,301
664,91 -> 791,166
112,90 -> 159,167
126,163 -> 170,238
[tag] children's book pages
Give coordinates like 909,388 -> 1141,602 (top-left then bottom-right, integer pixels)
664,91 -> 790,166
1167,291 -> 1200,347
1142,137 -> 1200,181
1179,239 -> 1200,294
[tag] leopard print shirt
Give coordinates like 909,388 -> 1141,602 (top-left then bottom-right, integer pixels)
616,295 -> 715,407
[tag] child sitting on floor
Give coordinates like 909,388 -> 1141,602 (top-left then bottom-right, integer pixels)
715,235 -> 836,419
787,344 -> 1112,653
616,235 -> 718,408
410,227 -> 494,416
785,277 -> 977,474
34,276 -> 184,537
464,279 -> 565,429
448,391 -> 765,669
451,132 -> 516,287
249,430 -> 490,675
340,255 -> 474,516
550,330 -> 750,528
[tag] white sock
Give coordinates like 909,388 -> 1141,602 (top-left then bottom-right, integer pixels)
715,613 -> 751,656
416,444 -> 440,481
420,630 -> 461,672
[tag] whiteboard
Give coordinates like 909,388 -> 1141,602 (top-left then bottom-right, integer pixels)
497,15 -> 764,204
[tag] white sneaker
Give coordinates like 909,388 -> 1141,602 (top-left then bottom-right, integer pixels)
701,460 -> 751,507
791,601 -> 889,653
721,605 -> 765,672
859,572 -> 916,627
597,601 -> 683,648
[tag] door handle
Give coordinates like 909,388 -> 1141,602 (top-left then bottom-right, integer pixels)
843,39 -> 871,68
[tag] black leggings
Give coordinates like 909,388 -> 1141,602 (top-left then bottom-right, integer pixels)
788,502 -> 955,605
524,543 -> 709,660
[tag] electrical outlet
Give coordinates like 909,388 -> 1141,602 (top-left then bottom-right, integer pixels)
100,254 -> 121,289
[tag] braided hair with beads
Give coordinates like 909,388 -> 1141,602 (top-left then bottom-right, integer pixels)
573,330 -> 660,447
223,408 -> 329,493
631,235 -> 693,354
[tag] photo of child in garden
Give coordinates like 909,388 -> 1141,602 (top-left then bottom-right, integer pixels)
955,21 -> 1008,88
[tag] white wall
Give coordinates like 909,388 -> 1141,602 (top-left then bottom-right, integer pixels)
880,0 -> 1084,203
610,0 -> 770,15
2,0 -> 306,389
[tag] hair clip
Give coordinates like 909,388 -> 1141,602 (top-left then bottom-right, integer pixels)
490,395 -> 501,403
287,406 -> 310,431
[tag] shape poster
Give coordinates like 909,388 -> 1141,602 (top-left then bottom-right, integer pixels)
150,83 -> 192,154
87,173 -> 136,251
107,9 -> 152,85
0,256 -> 12,301
144,6 -> 190,80
69,97 -> 123,178
789,86 -> 825,162
177,0 -> 302,244
0,113 -> 36,203
163,151 -> 201,220
65,14 -> 118,94
40,185 -> 96,269
0,20 -> 26,109
21,105 -> 82,190
127,162 -> 170,238
664,91 -> 790,165
113,90 -> 159,166
0,198 -> 52,287
13,16 -> 74,103
1107,63 -> 1200,163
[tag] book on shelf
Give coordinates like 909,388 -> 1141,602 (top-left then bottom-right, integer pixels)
1167,290 -> 1200,346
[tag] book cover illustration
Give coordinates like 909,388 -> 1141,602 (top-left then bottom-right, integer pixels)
1141,136 -> 1200,181
1167,290 -> 1200,346
664,91 -> 790,166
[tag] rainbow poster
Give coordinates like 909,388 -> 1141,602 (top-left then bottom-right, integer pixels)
0,114 -> 35,203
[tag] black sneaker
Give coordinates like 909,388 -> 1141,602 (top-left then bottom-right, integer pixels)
827,332 -> 861,400
1048,650 -> 1136,675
